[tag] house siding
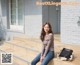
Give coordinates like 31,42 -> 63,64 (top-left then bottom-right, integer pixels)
24,0 -> 42,37
0,0 -> 42,39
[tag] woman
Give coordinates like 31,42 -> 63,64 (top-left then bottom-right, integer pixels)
31,22 -> 54,65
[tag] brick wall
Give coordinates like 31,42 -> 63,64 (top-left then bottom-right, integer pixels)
61,0 -> 80,44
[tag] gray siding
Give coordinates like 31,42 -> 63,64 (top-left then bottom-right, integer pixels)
1,0 -> 8,28
24,0 -> 42,37
1,0 -> 60,38
1,0 -> 42,38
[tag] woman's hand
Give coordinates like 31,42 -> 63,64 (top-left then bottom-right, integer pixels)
40,55 -> 45,62
40,56 -> 43,62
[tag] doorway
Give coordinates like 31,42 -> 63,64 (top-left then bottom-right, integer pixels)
42,0 -> 61,34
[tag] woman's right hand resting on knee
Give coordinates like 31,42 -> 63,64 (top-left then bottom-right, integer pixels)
40,56 -> 43,62
40,55 -> 45,62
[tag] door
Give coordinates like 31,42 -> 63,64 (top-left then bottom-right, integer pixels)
42,0 -> 61,34
49,5 -> 60,34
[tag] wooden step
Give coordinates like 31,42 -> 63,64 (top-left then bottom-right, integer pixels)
0,50 -> 29,65
0,41 -> 75,65
0,42 -> 39,63
8,40 -> 42,52
0,34 -> 80,65
6,41 -> 41,52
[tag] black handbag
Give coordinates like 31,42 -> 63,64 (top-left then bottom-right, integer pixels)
59,48 -> 73,59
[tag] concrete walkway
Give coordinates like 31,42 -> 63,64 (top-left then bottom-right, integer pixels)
0,34 -> 80,65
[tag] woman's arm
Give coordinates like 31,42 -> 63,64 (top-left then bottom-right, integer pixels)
43,33 -> 53,57
41,44 -> 45,57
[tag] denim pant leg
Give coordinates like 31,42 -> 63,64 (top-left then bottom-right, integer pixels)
31,53 -> 41,65
41,51 -> 54,65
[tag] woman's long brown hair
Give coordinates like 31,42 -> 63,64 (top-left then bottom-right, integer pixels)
40,22 -> 53,41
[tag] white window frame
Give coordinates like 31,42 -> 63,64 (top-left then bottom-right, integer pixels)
9,0 -> 24,33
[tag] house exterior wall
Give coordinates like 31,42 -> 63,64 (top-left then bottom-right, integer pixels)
1,0 -> 60,38
1,0 -> 80,44
0,0 -> 42,39
24,0 -> 42,37
0,0 -> 7,28
61,0 -> 80,44
0,0 -> 1,20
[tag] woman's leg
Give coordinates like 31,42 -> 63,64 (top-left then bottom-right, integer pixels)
41,51 -> 54,65
31,53 -> 41,65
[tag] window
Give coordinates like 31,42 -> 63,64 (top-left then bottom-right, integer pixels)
9,0 -> 24,32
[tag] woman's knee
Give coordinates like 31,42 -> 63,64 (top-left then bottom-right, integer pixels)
41,61 -> 47,65
41,63 -> 47,65
31,60 -> 36,65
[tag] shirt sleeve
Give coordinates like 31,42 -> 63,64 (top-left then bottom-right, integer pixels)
43,34 -> 53,57
41,44 -> 45,57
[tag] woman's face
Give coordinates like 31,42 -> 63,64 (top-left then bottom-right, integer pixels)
44,24 -> 50,33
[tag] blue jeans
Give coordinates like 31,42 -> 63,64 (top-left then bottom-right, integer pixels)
31,50 -> 54,65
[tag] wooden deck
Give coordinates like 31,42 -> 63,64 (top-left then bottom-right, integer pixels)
0,34 -> 80,65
